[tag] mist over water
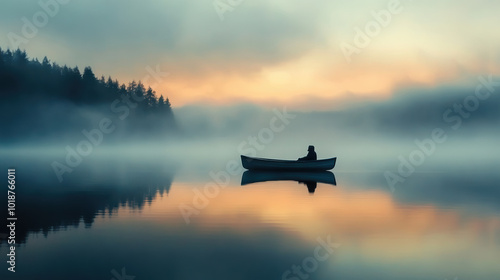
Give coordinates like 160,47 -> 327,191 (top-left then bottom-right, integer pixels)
2,78 -> 500,181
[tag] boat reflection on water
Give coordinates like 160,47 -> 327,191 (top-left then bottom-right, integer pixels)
241,171 -> 336,194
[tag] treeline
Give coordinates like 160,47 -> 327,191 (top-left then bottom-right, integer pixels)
0,49 -> 176,143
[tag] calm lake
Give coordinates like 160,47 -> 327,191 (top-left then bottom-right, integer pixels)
1,152 -> 499,280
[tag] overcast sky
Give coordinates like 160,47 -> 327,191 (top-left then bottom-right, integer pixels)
1,0 -> 499,109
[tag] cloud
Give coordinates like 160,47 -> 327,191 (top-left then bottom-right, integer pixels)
1,0 -> 500,107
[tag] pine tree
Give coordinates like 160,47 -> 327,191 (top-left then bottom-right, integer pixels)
158,95 -> 165,107
13,49 -> 28,64
82,66 -> 96,83
42,56 -> 51,70
145,87 -> 157,108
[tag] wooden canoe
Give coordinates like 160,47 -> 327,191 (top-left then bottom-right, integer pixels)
241,155 -> 336,171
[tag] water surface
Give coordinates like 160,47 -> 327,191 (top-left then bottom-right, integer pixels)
1,154 -> 499,280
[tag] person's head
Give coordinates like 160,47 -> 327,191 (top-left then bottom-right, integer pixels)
308,145 -> 315,151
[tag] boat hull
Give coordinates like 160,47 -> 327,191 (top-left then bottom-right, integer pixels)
241,155 -> 336,171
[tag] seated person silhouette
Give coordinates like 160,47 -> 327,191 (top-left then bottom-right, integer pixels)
298,145 -> 317,161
